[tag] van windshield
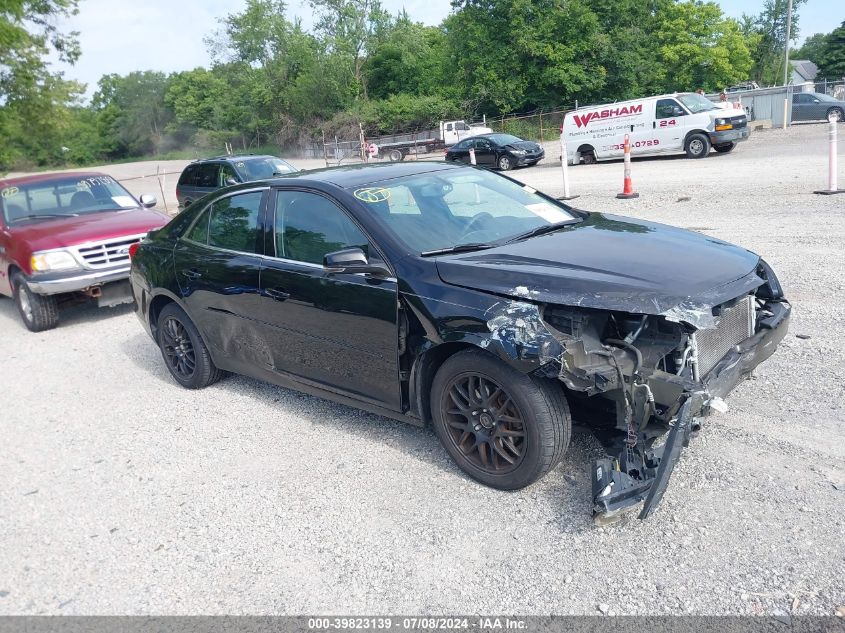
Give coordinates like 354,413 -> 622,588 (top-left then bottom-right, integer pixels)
678,93 -> 718,113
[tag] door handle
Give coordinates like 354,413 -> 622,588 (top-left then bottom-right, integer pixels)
182,268 -> 202,280
653,121 -> 656,129
264,288 -> 290,301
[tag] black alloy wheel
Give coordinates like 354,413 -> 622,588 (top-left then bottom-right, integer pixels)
440,373 -> 527,474
160,315 -> 196,380
430,349 -> 571,490
156,303 -> 225,389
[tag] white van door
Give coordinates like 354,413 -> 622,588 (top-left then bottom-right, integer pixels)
652,98 -> 687,152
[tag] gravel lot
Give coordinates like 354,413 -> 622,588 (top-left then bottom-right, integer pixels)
1,124 -> 843,616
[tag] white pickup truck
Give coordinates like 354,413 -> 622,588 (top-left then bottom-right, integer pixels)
370,120 -> 494,162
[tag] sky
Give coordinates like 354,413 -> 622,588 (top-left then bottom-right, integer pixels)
51,0 -> 844,98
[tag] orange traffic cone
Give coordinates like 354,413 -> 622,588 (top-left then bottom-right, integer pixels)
616,134 -> 639,199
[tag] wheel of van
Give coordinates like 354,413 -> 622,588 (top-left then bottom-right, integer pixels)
388,149 -> 404,162
685,133 -> 711,159
498,155 -> 513,171
578,146 -> 597,165
11,272 -> 59,332
713,142 -> 736,153
430,348 -> 571,490
156,303 -> 225,389
827,107 -> 844,123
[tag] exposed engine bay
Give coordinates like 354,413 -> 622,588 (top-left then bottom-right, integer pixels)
485,259 -> 791,523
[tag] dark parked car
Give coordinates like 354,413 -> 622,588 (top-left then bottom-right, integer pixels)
445,133 -> 544,170
130,162 -> 790,523
0,172 -> 169,331
175,154 -> 297,209
791,92 -> 845,122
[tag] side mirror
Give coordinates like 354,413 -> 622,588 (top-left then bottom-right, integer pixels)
139,193 -> 157,208
225,176 -> 239,186
323,248 -> 391,276
673,106 -> 685,116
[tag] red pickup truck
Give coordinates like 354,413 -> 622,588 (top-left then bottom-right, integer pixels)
0,171 -> 169,331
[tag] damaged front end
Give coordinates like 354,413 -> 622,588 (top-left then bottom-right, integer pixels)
494,260 -> 791,523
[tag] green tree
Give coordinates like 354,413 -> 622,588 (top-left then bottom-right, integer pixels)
92,72 -> 175,158
794,32 -> 827,63
814,21 -> 845,79
0,0 -> 83,169
745,0 -> 808,85
310,0 -> 392,100
654,1 -> 756,92
445,0 -> 606,113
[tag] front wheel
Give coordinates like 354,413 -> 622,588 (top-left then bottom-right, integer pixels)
713,141 -> 736,153
827,107 -> 844,123
388,149 -> 404,162
12,272 -> 59,332
498,154 -> 514,171
430,349 -> 571,490
685,133 -> 711,159
157,303 -> 225,389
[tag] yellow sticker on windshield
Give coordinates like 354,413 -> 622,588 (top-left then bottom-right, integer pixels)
354,187 -> 391,203
1,186 -> 19,198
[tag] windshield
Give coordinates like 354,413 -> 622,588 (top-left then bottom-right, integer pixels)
677,93 -> 718,113
813,93 -> 837,102
238,157 -> 297,180
350,168 -> 578,253
486,134 -> 523,145
1,175 -> 138,224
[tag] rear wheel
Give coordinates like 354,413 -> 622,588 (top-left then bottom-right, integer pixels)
12,272 -> 59,332
713,141 -> 736,153
826,107 -> 844,123
685,133 -> 711,159
578,146 -> 597,165
157,303 -> 224,389
498,154 -> 513,171
388,149 -> 404,162
430,349 -> 571,490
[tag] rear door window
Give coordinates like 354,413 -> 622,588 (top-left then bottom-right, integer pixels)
196,163 -> 220,188
178,165 -> 199,186
207,191 -> 264,253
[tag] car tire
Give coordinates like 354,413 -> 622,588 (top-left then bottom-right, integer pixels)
12,272 -> 59,332
685,133 -> 711,159
579,147 -> 597,165
713,142 -> 736,153
157,303 -> 225,389
430,348 -> 571,490
498,155 -> 514,171
826,107 -> 844,123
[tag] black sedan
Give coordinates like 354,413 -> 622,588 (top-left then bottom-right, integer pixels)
445,133 -> 544,170
130,162 -> 790,523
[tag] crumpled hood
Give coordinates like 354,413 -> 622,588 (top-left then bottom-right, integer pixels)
435,213 -> 764,327
507,141 -> 543,152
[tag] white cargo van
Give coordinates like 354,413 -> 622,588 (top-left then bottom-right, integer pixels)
562,92 -> 750,164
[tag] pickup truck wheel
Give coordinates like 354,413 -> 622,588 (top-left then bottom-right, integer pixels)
713,141 -> 736,153
685,133 -> 711,158
157,303 -> 224,389
431,349 -> 571,490
12,272 -> 59,332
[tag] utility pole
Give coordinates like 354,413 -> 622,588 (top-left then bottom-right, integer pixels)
783,0 -> 793,86
782,0 -> 793,129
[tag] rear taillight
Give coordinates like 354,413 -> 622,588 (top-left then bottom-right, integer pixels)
128,243 -> 140,259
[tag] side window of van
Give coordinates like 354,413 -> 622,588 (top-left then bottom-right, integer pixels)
656,99 -> 685,119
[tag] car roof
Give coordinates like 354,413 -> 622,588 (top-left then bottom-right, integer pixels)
193,154 -> 278,163
261,161 -> 466,189
0,171 -> 109,187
